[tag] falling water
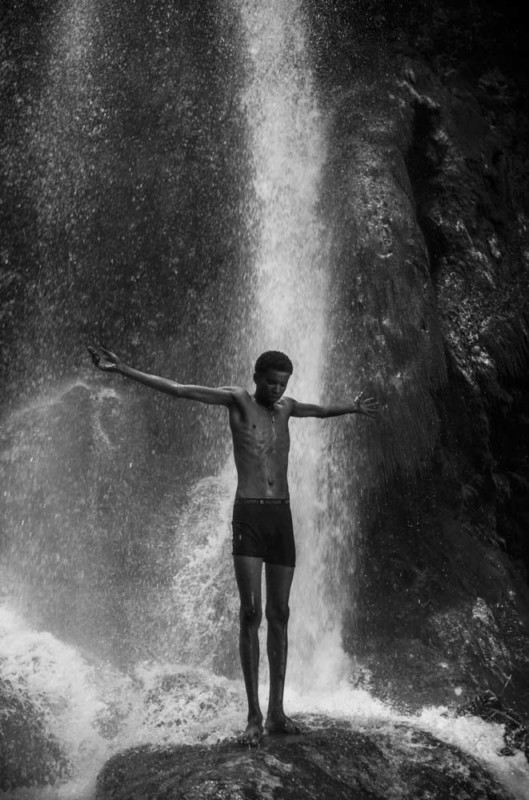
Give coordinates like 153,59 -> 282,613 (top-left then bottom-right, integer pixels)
2,3 -> 529,799
235,0 -> 349,691
2,3 -> 346,794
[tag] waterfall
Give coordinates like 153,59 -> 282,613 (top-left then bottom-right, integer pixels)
5,3 -> 529,799
235,0 -> 350,691
148,0 -> 349,692
2,3 -> 349,786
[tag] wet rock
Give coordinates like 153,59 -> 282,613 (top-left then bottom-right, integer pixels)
0,676 -> 70,792
316,28 -> 529,715
456,691 -> 529,762
96,717 -> 513,800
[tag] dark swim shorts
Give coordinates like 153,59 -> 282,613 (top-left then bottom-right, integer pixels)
231,499 -> 296,567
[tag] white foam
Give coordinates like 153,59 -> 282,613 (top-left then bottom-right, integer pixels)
283,683 -> 529,800
3,607 -> 528,800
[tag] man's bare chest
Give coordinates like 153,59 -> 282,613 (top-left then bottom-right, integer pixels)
232,402 -> 290,453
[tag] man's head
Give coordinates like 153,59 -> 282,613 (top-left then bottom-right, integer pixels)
254,351 -> 293,377
253,351 -> 293,407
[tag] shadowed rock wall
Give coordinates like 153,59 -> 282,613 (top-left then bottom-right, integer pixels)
306,0 -> 529,712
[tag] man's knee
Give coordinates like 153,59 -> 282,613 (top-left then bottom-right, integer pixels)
265,602 -> 290,628
240,601 -> 262,628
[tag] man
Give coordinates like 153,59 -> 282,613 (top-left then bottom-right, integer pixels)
88,346 -> 378,745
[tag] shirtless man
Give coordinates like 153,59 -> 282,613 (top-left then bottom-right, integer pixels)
88,346 -> 378,745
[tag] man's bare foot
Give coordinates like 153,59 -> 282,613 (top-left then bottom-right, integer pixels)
265,712 -> 301,735
238,718 -> 264,746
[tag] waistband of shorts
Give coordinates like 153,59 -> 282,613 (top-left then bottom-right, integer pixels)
234,498 -> 290,505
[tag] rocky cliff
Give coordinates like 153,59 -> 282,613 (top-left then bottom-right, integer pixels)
303,0 -> 529,713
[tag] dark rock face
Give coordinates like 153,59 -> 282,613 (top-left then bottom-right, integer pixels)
0,676 -> 70,792
95,718 -> 514,800
302,4 -> 529,714
353,50 -> 529,707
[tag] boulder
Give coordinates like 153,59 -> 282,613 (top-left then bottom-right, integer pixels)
0,676 -> 70,792
96,716 -> 514,800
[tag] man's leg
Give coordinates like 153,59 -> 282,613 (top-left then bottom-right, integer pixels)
233,554 -> 264,744
265,563 -> 300,734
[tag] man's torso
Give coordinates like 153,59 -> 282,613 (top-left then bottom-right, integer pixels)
229,391 -> 292,499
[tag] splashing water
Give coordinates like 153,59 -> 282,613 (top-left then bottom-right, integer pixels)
0,605 -> 246,799
3,2 -> 529,800
2,605 -> 528,800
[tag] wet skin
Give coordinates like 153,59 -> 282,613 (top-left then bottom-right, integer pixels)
88,346 -> 378,745
229,369 -> 297,744
230,369 -> 292,499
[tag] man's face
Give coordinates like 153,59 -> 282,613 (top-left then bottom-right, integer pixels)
254,369 -> 291,406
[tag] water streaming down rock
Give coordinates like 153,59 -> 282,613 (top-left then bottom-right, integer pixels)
235,0 -> 349,691
111,0 -> 347,687
3,0 -> 250,664
1,2 -> 254,793
2,1 -> 529,798
1,0 -> 350,790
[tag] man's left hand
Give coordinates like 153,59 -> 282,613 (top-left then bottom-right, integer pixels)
354,392 -> 379,418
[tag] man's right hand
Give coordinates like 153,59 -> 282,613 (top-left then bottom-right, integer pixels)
88,345 -> 120,372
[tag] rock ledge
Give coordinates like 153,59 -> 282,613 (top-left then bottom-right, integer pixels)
96,716 -> 514,800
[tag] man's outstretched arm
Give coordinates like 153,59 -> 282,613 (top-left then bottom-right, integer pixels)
88,345 -> 236,406
290,392 -> 379,419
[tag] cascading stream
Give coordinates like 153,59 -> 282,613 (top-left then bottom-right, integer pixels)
3,3 -> 529,799
155,0 -> 348,696
235,0 -> 350,692
3,5 -> 350,788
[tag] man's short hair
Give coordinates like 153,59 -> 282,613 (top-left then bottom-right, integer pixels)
254,351 -> 293,375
